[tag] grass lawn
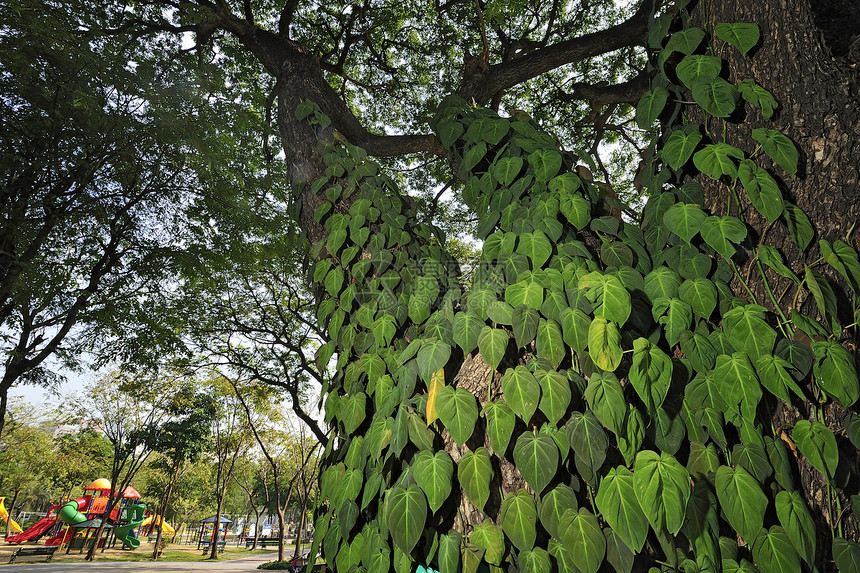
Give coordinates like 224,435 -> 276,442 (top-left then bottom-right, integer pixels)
0,541 -> 272,565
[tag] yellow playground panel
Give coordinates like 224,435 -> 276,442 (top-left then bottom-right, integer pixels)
0,497 -> 23,533
140,514 -> 175,534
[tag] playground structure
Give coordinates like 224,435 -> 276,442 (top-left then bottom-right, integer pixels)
0,497 -> 23,534
2,478 -> 174,553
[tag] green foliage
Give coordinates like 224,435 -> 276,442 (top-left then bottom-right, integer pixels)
303,11 -> 860,571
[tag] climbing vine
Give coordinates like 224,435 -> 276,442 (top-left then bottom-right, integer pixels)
304,6 -> 860,573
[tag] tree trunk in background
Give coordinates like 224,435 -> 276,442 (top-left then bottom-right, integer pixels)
692,0 -> 860,548
151,460 -> 181,560
4,488 -> 19,539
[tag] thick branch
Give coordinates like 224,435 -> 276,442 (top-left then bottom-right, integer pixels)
560,69 -> 651,108
458,0 -> 654,104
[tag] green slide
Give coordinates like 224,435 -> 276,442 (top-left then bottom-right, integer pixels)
58,500 -> 88,526
114,503 -> 146,549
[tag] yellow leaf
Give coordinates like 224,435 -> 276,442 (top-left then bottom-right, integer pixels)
426,368 -> 445,425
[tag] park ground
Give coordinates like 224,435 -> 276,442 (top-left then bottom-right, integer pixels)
0,541 -> 305,570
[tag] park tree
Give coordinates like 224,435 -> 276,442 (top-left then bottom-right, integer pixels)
0,400 -> 53,538
178,232 -> 330,444
232,381 -> 322,561
49,428 -> 115,499
58,0 -> 860,570
146,386 -> 216,560
65,373 -> 178,561
0,0 -> 281,435
232,455 -> 277,549
203,374 -> 254,559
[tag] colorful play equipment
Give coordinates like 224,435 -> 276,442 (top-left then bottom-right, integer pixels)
3,478 -> 173,553
141,514 -> 175,534
114,503 -> 146,549
0,497 -> 23,534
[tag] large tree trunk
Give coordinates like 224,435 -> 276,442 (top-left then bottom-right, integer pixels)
690,0 -> 860,547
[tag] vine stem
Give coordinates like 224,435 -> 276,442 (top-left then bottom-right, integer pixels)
729,259 -> 758,304
756,259 -> 790,337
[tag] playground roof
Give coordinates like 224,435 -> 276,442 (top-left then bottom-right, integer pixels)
84,478 -> 112,491
200,515 -> 233,523
116,486 -> 141,499
71,518 -> 114,529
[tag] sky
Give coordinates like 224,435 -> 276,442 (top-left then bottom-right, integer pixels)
10,363 -> 94,413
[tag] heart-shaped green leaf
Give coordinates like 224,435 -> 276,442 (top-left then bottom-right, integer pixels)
458,447 -> 493,511
588,317 -> 623,372
738,160 -> 783,221
516,230 -> 553,268
341,393 -> 367,434
383,484 -> 428,555
528,149 -> 562,182
714,465 -> 767,542
812,340 -> 859,407
793,420 -> 839,481
723,305 -> 776,361
412,450 -> 454,514
585,371 -> 626,434
453,311 -> 485,355
519,548 -> 551,573
693,142 -> 744,180
535,369 -> 571,425
713,352 -> 761,422
676,55 -> 723,88
663,203 -> 706,244
629,337 -> 672,414
438,531 -> 461,573
633,450 -> 691,535
539,484 -> 578,539
417,340 -> 451,383
558,508 -> 606,573
636,87 -> 669,130
483,400 -> 516,456
491,156 -> 523,187
501,365 -> 541,422
513,432 -> 559,495
469,520 -> 505,565
500,489 -> 538,551
596,466 -> 649,552
566,411 -> 608,485
579,271 -> 631,325
435,386 -> 479,446
751,526 -> 801,573
478,326 -> 508,370
661,128 -> 703,170
559,306 -> 591,353
715,22 -> 760,55
751,128 -> 798,177
775,490 -> 815,565
700,215 -> 747,259
691,77 -> 740,117
739,79 -> 777,118
536,318 -> 565,369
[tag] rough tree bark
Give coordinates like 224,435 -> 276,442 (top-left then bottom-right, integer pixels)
688,0 -> 860,548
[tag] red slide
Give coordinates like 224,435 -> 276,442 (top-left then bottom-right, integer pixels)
5,517 -> 58,544
44,527 -> 74,546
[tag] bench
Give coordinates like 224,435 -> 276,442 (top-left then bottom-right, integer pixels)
8,546 -> 59,564
201,540 -> 226,554
245,537 -> 280,548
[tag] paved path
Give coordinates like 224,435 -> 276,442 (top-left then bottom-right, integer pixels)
2,553 -> 276,572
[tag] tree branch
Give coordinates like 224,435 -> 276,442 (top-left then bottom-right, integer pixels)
560,69 -> 651,109
458,0 -> 655,104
